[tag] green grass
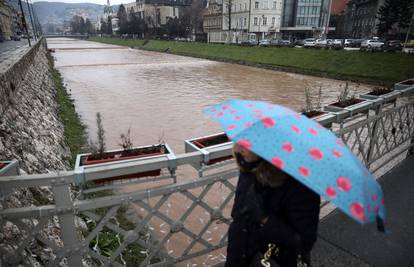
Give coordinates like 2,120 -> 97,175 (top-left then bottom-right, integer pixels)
47,52 -> 87,167
89,37 -> 414,86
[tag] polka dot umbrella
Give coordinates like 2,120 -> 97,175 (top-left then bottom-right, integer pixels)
205,99 -> 386,231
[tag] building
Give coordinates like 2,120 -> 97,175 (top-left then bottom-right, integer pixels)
204,0 -> 283,43
334,0 -> 385,38
0,1 -> 13,40
203,0 -> 331,43
135,0 -> 190,29
281,0 -> 332,39
203,0 -> 224,42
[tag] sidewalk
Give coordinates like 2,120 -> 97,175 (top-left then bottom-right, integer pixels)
312,155 -> 414,267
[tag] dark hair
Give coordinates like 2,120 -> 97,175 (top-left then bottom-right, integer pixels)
233,149 -> 289,188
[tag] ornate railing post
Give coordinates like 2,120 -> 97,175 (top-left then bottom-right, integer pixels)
51,178 -> 82,266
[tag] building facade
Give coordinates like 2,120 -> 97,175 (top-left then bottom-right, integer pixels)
203,0 -> 225,42
135,0 -> 189,28
203,0 -> 330,43
0,1 -> 13,40
334,0 -> 385,38
281,0 -> 331,39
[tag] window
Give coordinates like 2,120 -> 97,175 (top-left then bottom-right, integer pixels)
264,1 -> 268,9
255,1 -> 259,9
273,1 -> 276,9
263,16 -> 267,25
240,4 -> 242,10
272,17 -> 275,25
244,3 -> 247,10
244,17 -> 247,26
254,17 -> 258,25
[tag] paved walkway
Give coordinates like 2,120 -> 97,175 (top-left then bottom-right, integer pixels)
0,39 -> 31,65
312,155 -> 414,267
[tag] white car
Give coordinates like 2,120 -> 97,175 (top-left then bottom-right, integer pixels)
315,39 -> 331,48
361,39 -> 385,49
303,38 -> 316,48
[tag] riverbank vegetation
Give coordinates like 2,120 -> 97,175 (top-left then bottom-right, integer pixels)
89,37 -> 414,86
47,52 -> 87,167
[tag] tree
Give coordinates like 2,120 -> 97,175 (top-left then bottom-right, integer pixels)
117,4 -> 129,34
128,10 -> 147,36
377,0 -> 414,37
100,18 -> 107,34
107,16 -> 113,34
85,19 -> 94,34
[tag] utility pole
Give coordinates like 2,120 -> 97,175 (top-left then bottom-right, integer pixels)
228,0 -> 232,43
18,0 -> 31,46
28,0 -> 39,38
324,0 -> 332,39
403,13 -> 414,51
25,0 -> 36,41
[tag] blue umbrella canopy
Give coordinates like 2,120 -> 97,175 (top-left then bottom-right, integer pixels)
205,99 -> 385,230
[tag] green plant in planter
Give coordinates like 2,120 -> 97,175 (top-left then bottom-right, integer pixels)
302,85 -> 324,117
335,82 -> 360,108
119,128 -> 134,155
369,87 -> 392,96
88,112 -> 106,160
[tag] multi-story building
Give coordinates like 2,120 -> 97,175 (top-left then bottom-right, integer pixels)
203,0 -> 330,43
204,0 -> 283,43
281,0 -> 331,39
0,1 -> 13,40
335,0 -> 385,38
135,0 -> 190,28
203,0 -> 225,42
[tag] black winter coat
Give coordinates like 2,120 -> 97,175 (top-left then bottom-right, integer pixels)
225,171 -> 320,267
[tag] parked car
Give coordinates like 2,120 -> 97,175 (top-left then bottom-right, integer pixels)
330,39 -> 344,49
295,39 -> 305,46
303,38 -> 316,48
270,39 -> 292,47
12,35 -> 21,41
360,39 -> 385,50
258,39 -> 271,47
383,40 -> 403,52
344,39 -> 355,47
315,39 -> 331,48
240,39 -> 257,46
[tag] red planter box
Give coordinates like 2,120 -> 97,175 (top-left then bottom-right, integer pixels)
185,133 -> 233,166
75,144 -> 173,184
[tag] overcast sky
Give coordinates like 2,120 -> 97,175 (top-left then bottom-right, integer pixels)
32,0 -> 129,5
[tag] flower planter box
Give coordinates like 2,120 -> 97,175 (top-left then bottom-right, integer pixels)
324,98 -> 365,112
359,88 -> 398,105
75,143 -> 174,184
301,110 -> 327,119
185,133 -> 233,168
0,160 -> 20,177
394,79 -> 414,90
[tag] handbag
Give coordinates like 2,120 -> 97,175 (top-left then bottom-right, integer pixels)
249,243 -> 281,267
249,243 -> 309,267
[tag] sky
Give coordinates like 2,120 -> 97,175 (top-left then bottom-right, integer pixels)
32,0 -> 129,5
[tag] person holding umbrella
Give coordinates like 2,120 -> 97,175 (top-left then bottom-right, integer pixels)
205,99 -> 386,267
226,142 -> 320,267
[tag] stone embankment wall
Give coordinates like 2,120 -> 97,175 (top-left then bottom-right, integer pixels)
0,39 -> 77,266
0,39 -> 70,173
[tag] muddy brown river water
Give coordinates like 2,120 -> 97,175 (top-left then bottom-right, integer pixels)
47,38 -> 373,266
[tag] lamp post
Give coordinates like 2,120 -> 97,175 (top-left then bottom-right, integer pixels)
403,13 -> 414,51
18,0 -> 30,46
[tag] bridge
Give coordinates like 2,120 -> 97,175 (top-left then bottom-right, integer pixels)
1,86 -> 414,266
42,34 -> 90,39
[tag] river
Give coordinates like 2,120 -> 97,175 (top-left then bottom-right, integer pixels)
47,37 -> 373,266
